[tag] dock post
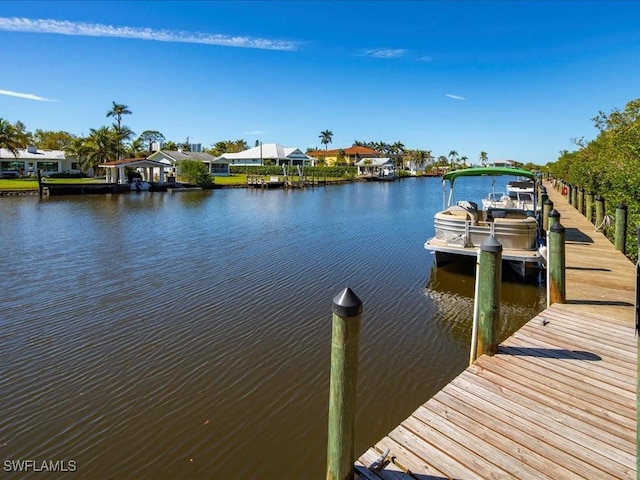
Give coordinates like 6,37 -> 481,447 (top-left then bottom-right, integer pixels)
586,191 -> 594,224
595,195 -> 606,233
470,236 -> 502,364
326,288 -> 363,480
571,186 -> 578,209
37,168 -> 43,199
542,198 -> 554,232
614,203 -> 628,254
547,222 -> 566,306
538,186 -> 547,210
548,209 -> 560,231
577,188 -> 585,215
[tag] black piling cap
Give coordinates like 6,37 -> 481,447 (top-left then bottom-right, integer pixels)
549,209 -> 561,219
543,198 -> 553,206
595,195 -> 604,201
332,287 -> 363,317
550,221 -> 565,233
481,235 -> 502,253
617,202 -> 627,210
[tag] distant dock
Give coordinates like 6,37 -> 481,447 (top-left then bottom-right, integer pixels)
356,179 -> 636,479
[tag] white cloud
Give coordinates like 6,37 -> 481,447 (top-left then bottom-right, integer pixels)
446,94 -> 465,100
363,48 -> 408,59
0,89 -> 59,102
0,17 -> 300,51
243,130 -> 268,135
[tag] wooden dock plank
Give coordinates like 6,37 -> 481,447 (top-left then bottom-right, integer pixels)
356,180 -> 636,479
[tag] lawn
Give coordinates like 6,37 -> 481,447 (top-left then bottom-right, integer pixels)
0,177 -> 108,191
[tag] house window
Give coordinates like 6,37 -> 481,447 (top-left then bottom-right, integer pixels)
37,162 -> 58,172
71,162 -> 79,170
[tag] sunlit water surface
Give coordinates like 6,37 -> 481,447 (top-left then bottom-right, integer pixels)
0,177 -> 544,479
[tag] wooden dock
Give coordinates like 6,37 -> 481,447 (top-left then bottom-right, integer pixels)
356,180 -> 637,479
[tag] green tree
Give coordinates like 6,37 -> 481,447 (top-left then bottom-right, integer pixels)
106,102 -> 132,160
32,129 -> 74,150
176,159 -> 212,186
164,140 -> 178,150
479,151 -> 488,166
63,137 -> 92,173
319,130 -> 333,150
138,130 -> 165,154
448,150 -> 458,169
13,121 -> 32,146
0,118 -> 22,157
85,126 -> 121,172
106,102 -> 132,131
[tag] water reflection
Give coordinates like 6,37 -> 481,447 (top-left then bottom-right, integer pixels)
424,261 -> 546,347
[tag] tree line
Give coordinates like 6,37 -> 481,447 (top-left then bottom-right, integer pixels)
546,97 -> 640,260
1,101 -> 535,175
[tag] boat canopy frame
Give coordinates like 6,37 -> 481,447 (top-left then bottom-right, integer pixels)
441,167 -> 538,210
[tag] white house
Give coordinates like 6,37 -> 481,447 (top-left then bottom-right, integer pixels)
147,150 -> 230,176
0,146 -> 79,175
355,157 -> 395,179
216,143 -> 315,167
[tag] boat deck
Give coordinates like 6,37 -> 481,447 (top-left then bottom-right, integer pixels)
356,179 -> 636,479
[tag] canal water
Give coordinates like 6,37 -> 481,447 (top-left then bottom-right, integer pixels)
0,177 -> 545,479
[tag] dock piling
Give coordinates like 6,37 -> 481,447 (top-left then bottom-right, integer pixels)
577,188 -> 585,215
470,236 -> 502,364
547,221 -> 566,306
542,198 -> 554,232
615,203 -> 628,254
595,195 -> 605,233
326,288 -> 363,480
586,192 -> 594,224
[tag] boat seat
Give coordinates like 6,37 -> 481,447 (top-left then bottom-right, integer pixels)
442,205 -> 477,223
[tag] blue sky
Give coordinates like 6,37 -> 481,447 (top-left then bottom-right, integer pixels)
1,1 -> 639,165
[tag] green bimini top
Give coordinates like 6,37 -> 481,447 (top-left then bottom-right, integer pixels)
443,166 -> 536,186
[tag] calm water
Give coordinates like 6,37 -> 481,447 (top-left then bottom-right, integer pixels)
0,177 -> 544,479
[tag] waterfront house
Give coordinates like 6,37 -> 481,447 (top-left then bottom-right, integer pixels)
0,146 -> 79,176
147,150 -> 230,176
306,145 -> 382,166
355,157 -> 395,178
216,143 -> 315,167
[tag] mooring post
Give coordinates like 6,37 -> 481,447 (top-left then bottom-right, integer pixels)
577,188 -> 585,215
548,209 -> 560,231
614,203 -> 628,254
571,185 -> 578,209
326,288 -> 363,480
586,191 -> 594,224
595,195 -> 606,233
542,198 -> 554,232
547,222 -> 566,306
470,236 -> 502,364
538,186 -> 547,210
37,168 -> 43,198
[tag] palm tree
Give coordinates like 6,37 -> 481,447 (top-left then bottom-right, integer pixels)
479,151 -> 488,166
0,118 -> 22,157
106,102 -> 132,131
319,130 -> 333,150
85,126 -> 121,172
460,156 -> 468,167
448,150 -> 458,170
106,102 -> 132,160
63,137 -> 92,173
